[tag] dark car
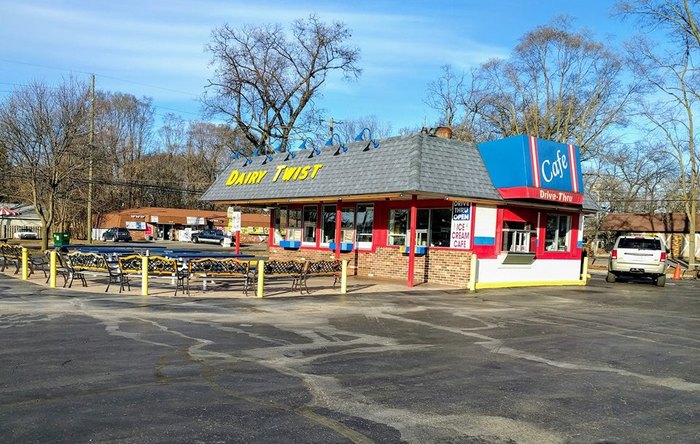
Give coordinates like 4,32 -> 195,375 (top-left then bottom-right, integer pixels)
102,227 -> 132,242
191,229 -> 227,245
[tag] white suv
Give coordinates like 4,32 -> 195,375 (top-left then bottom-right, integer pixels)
607,235 -> 669,287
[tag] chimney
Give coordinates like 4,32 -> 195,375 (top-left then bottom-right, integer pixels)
434,126 -> 453,139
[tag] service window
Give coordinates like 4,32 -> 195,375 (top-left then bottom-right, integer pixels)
545,214 -> 571,252
388,209 -> 409,246
303,205 -> 317,245
356,204 -> 374,249
502,221 -> 535,253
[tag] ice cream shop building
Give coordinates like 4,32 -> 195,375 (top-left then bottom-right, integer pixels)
202,131 -> 597,289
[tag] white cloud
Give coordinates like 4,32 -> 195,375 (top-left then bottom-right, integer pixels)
0,0 -> 511,128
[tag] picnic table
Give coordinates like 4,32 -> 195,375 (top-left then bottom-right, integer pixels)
163,252 -> 258,291
162,251 -> 255,259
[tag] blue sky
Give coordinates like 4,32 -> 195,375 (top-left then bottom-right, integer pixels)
0,1 -> 633,133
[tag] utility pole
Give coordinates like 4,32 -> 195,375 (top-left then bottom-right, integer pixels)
86,74 -> 95,244
328,117 -> 343,139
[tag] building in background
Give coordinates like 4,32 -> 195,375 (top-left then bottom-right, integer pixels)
600,212 -> 700,260
0,203 -> 42,239
96,207 -> 269,243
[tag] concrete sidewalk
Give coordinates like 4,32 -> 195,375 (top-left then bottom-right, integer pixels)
0,268 -> 459,299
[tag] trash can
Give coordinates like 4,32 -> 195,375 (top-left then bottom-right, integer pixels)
53,232 -> 70,247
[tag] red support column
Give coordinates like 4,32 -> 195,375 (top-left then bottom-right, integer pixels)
334,201 -> 342,259
268,208 -> 275,248
235,231 -> 241,254
407,195 -> 417,287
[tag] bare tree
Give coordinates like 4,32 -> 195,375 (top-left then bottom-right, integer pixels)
425,65 -> 465,127
158,113 -> 187,154
333,115 -> 393,144
619,0 -> 700,265
433,19 -> 633,159
0,79 -> 89,249
204,15 -> 361,152
589,141 -> 676,213
94,92 -> 155,209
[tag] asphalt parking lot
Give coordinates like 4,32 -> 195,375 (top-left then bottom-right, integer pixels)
0,273 -> 698,443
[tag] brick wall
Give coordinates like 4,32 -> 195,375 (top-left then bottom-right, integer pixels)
269,247 -> 472,288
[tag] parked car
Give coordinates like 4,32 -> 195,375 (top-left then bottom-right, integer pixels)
13,230 -> 38,240
191,229 -> 227,245
607,235 -> 668,287
102,227 -> 132,242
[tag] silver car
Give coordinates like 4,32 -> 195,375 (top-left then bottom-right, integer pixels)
607,235 -> 668,287
13,230 -> 38,240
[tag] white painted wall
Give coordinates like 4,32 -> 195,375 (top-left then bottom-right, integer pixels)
474,205 -> 497,239
477,257 -> 581,283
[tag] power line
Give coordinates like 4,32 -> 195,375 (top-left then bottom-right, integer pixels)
0,79 -> 203,118
0,58 -> 201,98
3,172 -> 208,195
0,58 -> 205,119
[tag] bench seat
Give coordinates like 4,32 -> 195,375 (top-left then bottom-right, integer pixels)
187,257 -> 253,296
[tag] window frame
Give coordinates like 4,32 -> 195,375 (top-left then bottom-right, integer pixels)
302,205 -> 318,246
387,207 -> 452,248
355,203 -> 374,250
544,213 -> 571,252
388,209 -> 409,246
320,204 -> 336,247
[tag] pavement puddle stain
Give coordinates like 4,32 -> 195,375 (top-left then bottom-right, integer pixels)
477,342 -> 700,393
4,275 -> 700,442
205,312 -> 564,443
0,292 -> 564,443
376,313 -> 700,394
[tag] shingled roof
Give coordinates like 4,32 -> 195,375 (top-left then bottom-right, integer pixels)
201,133 -> 503,204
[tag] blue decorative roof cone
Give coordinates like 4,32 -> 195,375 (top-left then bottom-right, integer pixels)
232,150 -> 253,166
355,127 -> 379,151
299,137 -> 322,158
325,134 -> 348,156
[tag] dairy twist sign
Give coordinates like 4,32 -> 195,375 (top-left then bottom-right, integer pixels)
226,163 -> 323,187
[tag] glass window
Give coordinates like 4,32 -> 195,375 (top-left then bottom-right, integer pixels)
303,206 -> 317,244
545,214 -> 570,252
416,209 -> 429,246
342,208 -> 355,243
321,205 -> 336,244
273,206 -> 288,245
617,238 -> 661,250
388,208 -> 453,247
287,208 -> 302,241
356,204 -> 374,248
430,209 -> 452,247
388,209 -> 409,246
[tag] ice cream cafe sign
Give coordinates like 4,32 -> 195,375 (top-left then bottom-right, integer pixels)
226,163 -> 323,186
450,202 -> 472,249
